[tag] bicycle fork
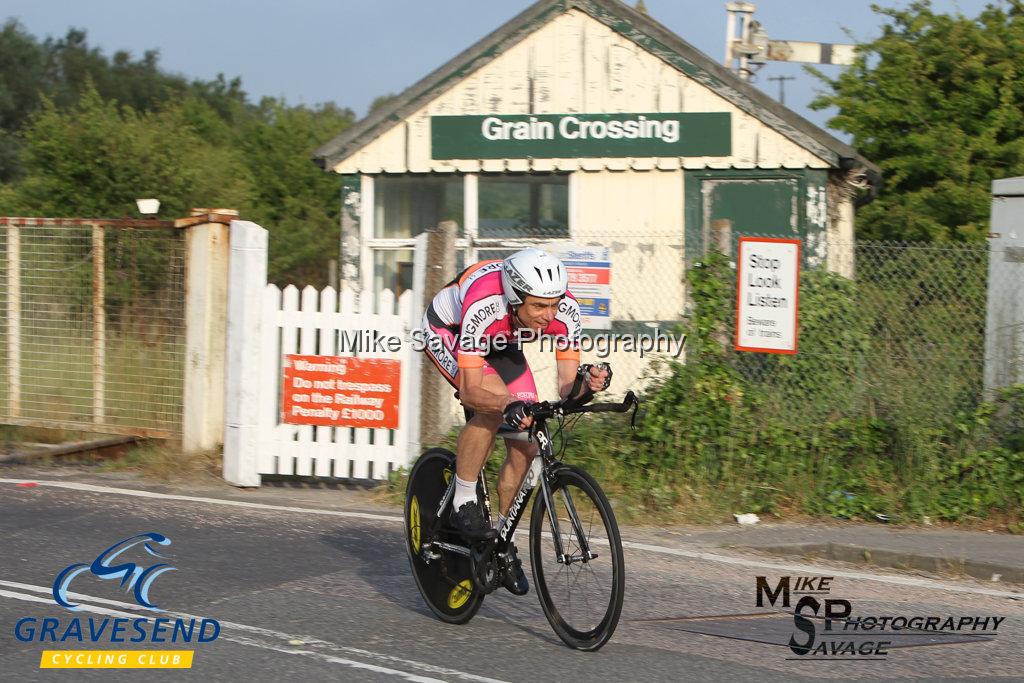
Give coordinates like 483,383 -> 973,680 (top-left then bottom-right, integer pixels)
539,467 -> 598,566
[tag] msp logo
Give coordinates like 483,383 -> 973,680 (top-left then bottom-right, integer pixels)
756,575 -> 1004,660
54,532 -> 176,610
13,532 -> 219,670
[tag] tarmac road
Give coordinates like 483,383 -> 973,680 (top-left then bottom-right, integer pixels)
0,476 -> 1021,682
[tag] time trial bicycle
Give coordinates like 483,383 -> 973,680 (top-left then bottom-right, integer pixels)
404,375 -> 639,651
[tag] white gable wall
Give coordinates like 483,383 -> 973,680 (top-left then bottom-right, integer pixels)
331,9 -> 830,175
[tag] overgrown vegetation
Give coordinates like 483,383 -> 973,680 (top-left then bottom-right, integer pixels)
97,442 -> 221,481
563,251 -> 1023,526
0,20 -> 354,286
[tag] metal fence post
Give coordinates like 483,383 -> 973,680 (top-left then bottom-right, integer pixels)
223,220 -> 268,487
985,177 -> 1024,393
179,209 -> 234,453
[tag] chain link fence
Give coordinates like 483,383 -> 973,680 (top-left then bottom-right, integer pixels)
524,233 -> 1020,520
511,232 -> 1021,451
728,239 -> 1015,430
1,219 -> 187,437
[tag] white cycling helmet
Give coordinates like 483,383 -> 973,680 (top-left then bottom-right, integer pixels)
501,248 -> 568,306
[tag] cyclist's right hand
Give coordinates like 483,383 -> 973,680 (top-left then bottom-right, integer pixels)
502,400 -> 533,430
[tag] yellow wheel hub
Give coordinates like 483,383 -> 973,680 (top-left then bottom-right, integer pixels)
447,579 -> 473,610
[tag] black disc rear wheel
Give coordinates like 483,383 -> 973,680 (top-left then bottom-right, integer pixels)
405,448 -> 483,624
529,464 -> 625,650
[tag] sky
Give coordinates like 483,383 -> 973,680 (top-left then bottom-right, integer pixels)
2,0 -> 1002,140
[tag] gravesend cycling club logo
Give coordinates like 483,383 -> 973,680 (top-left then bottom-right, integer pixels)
12,532 -> 220,670
53,532 -> 176,610
756,575 -> 1004,660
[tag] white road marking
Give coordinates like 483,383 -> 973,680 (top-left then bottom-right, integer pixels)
3,478 -> 1022,600
0,582 -> 508,683
220,635 -> 449,683
617,539 -> 1024,600
0,478 -> 402,523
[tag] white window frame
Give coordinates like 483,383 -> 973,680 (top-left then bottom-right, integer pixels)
362,172 -> 576,294
467,171 -> 576,262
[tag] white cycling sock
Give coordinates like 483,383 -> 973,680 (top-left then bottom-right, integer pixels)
453,475 -> 477,510
494,513 -> 508,530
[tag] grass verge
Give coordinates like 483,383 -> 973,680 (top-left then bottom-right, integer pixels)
97,442 -> 220,481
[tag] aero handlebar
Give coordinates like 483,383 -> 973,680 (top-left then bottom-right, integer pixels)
529,390 -> 640,429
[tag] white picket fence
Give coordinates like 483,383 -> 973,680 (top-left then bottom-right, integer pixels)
223,221 -> 422,486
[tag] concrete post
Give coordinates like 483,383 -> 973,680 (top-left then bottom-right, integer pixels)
419,221 -> 458,447
710,219 -> 733,350
178,209 -> 235,453
223,221 -> 268,486
6,223 -> 19,418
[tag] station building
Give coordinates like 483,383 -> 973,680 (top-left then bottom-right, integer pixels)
313,0 -> 878,396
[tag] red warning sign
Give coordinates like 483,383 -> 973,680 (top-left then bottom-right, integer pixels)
281,355 -> 400,428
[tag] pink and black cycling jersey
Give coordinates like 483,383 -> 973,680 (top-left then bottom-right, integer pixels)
421,260 -> 582,388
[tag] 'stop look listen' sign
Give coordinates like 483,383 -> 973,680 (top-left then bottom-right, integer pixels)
735,237 -> 801,354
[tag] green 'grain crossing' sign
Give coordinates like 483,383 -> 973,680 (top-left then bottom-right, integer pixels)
430,112 -> 731,160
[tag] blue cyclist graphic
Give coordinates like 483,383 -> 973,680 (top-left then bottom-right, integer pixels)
52,532 -> 176,611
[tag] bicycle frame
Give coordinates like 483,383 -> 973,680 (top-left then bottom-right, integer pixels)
426,419 -> 594,572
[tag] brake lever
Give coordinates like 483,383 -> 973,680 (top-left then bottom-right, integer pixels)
527,401 -> 552,442
625,391 -> 639,430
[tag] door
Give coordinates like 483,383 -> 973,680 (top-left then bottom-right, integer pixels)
685,169 -> 827,264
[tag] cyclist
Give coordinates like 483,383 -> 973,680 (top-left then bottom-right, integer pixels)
421,247 -> 611,596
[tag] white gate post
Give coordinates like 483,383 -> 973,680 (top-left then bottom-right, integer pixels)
179,210 -> 234,452
406,233 -> 429,460
223,221 -> 268,486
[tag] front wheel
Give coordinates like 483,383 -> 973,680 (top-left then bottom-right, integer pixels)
529,464 -> 625,651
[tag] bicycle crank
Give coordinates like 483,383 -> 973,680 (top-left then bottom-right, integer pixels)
470,541 -> 499,594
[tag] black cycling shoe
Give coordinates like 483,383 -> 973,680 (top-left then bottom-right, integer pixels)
450,501 -> 497,541
499,543 -> 529,596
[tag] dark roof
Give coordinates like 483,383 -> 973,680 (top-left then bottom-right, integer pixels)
313,0 -> 879,183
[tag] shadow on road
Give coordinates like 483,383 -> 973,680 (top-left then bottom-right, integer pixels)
317,523 -> 564,647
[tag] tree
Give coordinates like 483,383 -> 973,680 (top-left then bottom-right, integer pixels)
4,85 -> 257,319
0,20 -> 250,180
241,98 -> 354,286
0,20 -> 49,180
0,22 -> 360,285
811,1 -> 1024,241
368,93 -> 398,115
9,84 -> 253,217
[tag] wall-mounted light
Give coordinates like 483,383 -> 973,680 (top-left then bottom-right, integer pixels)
136,198 -> 160,215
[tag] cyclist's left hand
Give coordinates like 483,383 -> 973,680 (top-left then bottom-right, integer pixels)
586,363 -> 612,393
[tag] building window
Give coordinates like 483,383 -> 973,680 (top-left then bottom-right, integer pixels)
373,249 -> 415,298
374,174 -> 463,238
371,248 -> 465,297
361,172 -> 570,296
478,173 -> 569,239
